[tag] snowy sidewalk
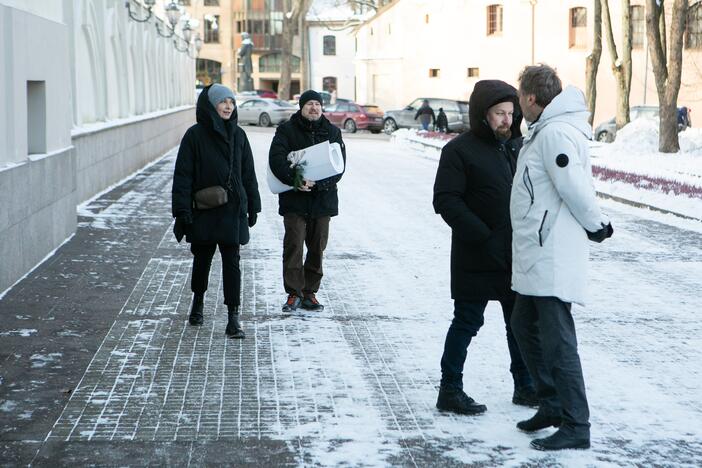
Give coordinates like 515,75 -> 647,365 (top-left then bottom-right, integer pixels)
1,128 -> 701,466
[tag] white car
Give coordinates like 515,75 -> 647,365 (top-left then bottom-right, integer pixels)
237,98 -> 297,127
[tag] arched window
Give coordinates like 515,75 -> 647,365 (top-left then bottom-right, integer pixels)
569,7 -> 587,48
486,4 -> 503,35
686,3 -> 702,49
258,53 -> 301,73
323,35 -> 336,55
196,58 -> 222,86
322,76 -> 337,93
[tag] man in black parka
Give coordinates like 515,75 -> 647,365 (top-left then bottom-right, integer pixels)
432,80 -> 536,415
269,90 -> 346,313
172,84 -> 261,338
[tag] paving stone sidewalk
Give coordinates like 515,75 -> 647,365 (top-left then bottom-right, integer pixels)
2,133 -> 701,467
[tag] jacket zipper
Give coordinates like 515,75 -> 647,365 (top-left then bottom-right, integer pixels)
538,210 -> 548,247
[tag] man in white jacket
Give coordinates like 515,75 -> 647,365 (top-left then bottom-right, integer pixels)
509,65 -> 613,451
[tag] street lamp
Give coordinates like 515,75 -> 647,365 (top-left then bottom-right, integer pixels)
125,0 -> 156,22
155,1 -> 182,38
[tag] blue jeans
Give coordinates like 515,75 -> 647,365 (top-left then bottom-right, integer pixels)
440,299 -> 533,391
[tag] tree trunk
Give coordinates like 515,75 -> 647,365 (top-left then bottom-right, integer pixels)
646,0 -> 688,153
601,0 -> 632,130
279,8 -> 295,101
585,0 -> 603,126
279,0 -> 311,100
300,13 -> 308,91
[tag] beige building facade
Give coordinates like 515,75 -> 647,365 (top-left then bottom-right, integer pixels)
354,0 -> 702,127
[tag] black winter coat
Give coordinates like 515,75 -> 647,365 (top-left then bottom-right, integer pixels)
172,86 -> 261,245
269,111 -> 346,217
432,80 -> 523,301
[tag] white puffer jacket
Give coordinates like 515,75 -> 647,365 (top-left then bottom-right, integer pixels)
510,86 -> 608,306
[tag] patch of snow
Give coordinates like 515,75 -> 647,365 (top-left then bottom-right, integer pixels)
30,353 -> 62,368
0,329 -> 37,337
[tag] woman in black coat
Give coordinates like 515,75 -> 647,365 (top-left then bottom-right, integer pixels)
172,84 -> 261,338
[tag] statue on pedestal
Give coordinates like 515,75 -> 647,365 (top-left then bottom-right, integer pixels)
237,32 -> 254,92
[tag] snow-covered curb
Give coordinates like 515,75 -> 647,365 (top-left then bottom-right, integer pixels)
391,128 -> 702,220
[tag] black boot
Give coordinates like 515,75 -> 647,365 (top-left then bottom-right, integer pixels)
225,306 -> 245,339
436,387 -> 487,415
530,428 -> 590,451
512,386 -> 539,407
189,293 -> 204,326
517,406 -> 562,432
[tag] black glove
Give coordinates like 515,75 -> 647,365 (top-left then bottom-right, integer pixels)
248,212 -> 257,228
173,213 -> 192,243
586,222 -> 613,243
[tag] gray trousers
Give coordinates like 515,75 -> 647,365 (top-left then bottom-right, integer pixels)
511,293 -> 590,437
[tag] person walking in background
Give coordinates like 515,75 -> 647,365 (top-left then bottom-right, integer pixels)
435,107 -> 449,133
172,83 -> 261,339
268,90 -> 346,313
433,80 -> 536,416
510,64 -> 613,451
415,99 -> 436,131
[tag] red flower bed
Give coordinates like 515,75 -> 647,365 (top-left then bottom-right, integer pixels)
592,165 -> 702,199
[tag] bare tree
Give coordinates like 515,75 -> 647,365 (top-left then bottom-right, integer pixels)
646,0 -> 688,152
601,0 -> 633,129
585,0 -> 603,126
279,0 -> 312,100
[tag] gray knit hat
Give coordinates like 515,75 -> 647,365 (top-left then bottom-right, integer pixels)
207,84 -> 235,108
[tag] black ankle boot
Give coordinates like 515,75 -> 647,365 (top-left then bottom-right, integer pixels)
189,293 -> 204,326
226,306 -> 245,339
436,387 -> 487,415
517,406 -> 562,432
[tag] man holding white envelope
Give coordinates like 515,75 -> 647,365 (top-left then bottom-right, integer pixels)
268,90 -> 346,313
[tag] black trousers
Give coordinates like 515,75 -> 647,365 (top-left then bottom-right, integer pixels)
440,298 -> 533,391
190,243 -> 241,307
511,293 -> 590,437
282,214 -> 330,297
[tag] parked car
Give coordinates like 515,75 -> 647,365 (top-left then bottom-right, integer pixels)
255,89 -> 278,99
383,98 -> 470,134
324,102 -> 384,133
594,105 -> 693,142
237,98 -> 297,126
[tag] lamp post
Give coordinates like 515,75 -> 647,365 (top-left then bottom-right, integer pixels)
125,0 -> 156,22
155,1 -> 182,38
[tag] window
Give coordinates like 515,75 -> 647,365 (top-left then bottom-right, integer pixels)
686,3 -> 702,49
630,5 -> 644,48
429,68 -> 440,78
467,67 -> 480,77
27,81 -> 46,155
487,4 -> 503,35
258,54 -> 301,73
569,7 -> 587,48
178,0 -> 191,5
204,0 -> 219,5
323,76 -> 337,93
251,20 -> 264,34
196,58 -> 222,86
323,35 -> 336,55
239,100 -> 256,108
204,15 -> 219,43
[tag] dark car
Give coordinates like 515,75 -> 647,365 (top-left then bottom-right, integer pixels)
324,102 -> 384,133
594,105 -> 693,142
383,98 -> 470,134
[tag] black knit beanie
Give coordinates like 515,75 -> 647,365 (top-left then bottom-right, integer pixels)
299,89 -> 323,108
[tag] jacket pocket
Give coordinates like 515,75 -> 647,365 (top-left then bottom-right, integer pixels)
521,166 -> 535,219
538,210 -> 548,246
